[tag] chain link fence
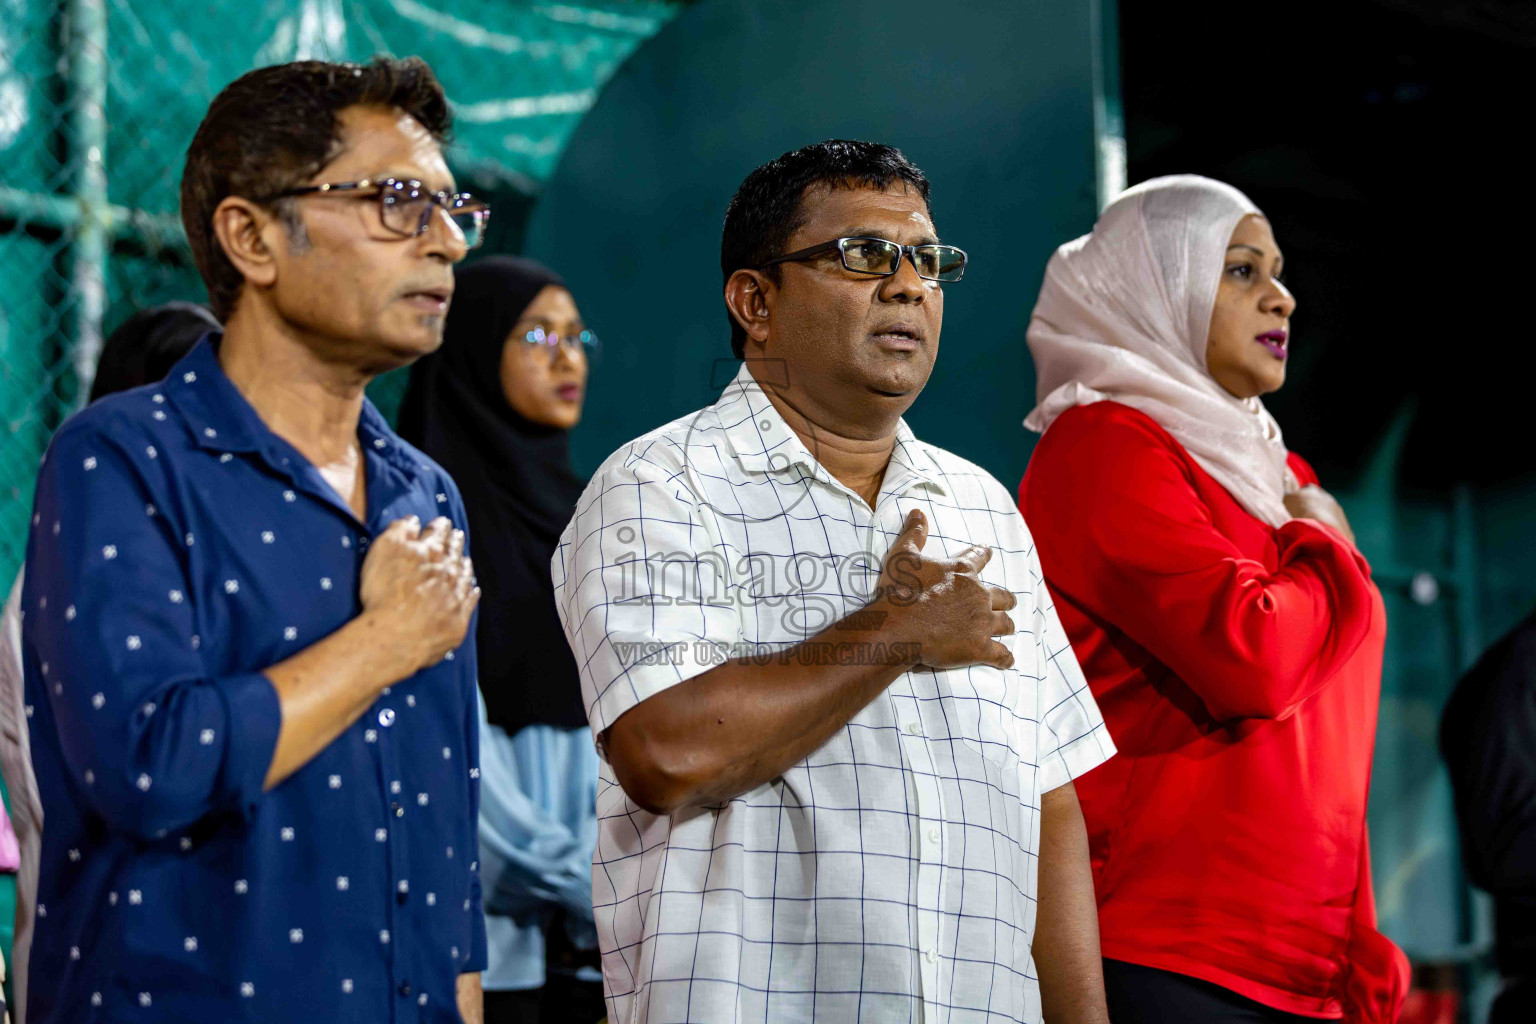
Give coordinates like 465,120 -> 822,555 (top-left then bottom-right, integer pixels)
0,0 -> 685,583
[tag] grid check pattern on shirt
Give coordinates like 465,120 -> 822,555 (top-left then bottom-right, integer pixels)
553,363 -> 1115,1024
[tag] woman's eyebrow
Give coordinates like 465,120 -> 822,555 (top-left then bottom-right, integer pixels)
1226,243 -> 1267,257
516,315 -> 582,326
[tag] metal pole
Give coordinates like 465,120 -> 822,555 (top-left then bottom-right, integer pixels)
0,185 -> 186,250
65,0 -> 109,406
1090,0 -> 1126,211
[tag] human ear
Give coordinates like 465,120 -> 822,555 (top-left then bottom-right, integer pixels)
210,196 -> 284,292
724,268 -> 774,345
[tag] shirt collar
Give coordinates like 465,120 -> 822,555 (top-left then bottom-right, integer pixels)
161,336 -> 269,456
716,361 -> 948,499
162,334 -> 424,483
885,416 -> 949,500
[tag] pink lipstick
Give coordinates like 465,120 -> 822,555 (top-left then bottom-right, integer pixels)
1255,329 -> 1288,360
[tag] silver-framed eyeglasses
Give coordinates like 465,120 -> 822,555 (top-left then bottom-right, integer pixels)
260,177 -> 490,249
757,235 -> 967,282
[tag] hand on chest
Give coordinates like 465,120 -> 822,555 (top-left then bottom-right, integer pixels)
715,504 -> 1036,743
179,463 -> 450,669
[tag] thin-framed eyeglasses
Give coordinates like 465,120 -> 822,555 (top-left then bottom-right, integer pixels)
757,236 -> 967,283
520,326 -> 600,361
260,177 -> 491,249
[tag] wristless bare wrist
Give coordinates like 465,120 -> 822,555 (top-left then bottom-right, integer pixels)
835,597 -> 924,670
350,609 -> 431,688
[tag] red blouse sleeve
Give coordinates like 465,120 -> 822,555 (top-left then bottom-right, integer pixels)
1021,403 -> 1378,723
1288,451 -> 1321,488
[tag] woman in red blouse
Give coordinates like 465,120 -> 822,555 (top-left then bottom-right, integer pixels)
1018,176 -> 1408,1023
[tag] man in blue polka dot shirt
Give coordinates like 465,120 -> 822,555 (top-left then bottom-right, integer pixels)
20,57 -> 491,1022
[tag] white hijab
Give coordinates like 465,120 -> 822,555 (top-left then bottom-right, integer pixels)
1024,174 -> 1296,527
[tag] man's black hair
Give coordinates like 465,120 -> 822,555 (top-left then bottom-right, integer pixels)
181,57 -> 451,321
720,140 -> 932,359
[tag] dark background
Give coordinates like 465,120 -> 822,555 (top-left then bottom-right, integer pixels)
1122,0 -> 1535,492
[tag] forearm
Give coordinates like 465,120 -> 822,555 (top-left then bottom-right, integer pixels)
262,610 -> 417,789
606,602 -> 915,813
457,972 -> 483,1024
1081,524 -> 1376,722
1033,781 -> 1108,1024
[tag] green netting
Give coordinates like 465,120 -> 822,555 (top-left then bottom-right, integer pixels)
0,0 -> 685,583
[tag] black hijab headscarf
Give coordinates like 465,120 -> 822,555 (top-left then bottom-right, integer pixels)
398,256 -> 588,734
91,302 -> 220,402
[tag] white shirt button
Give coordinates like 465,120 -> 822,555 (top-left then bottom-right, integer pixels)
927,827 -> 940,844
925,948 -> 938,964
378,708 -> 396,727
905,721 -> 923,736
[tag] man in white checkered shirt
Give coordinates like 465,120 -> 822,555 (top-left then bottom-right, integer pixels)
553,141 -> 1116,1023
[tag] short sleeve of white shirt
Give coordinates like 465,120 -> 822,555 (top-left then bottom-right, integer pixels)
1028,534 -> 1115,792
553,450 -> 743,740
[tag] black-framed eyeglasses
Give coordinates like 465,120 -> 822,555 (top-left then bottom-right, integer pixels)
260,177 -> 491,249
520,325 -> 600,361
757,236 -> 967,283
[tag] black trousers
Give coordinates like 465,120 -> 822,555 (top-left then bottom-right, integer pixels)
483,972 -> 606,1024
484,910 -> 607,1024
1102,959 -> 1322,1024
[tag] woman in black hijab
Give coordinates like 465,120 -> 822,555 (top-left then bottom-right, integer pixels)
399,256 -> 601,1024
